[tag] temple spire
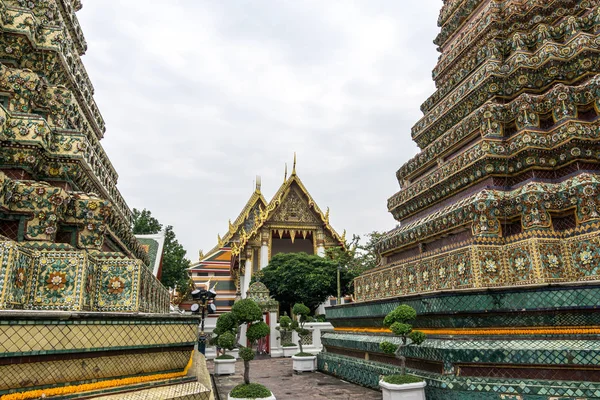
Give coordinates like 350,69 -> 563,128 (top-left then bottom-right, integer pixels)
284,163 -> 288,182
292,152 -> 297,176
255,175 -> 261,193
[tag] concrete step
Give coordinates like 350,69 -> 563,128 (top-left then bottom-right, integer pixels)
83,381 -> 212,400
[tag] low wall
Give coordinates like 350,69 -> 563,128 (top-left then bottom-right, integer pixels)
0,310 -> 200,396
201,317 -> 333,359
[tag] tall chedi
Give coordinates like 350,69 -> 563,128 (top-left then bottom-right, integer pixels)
0,1 -> 210,398
320,1 -> 600,398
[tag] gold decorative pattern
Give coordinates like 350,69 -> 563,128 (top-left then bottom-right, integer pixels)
354,229 -> 600,302
231,173 -> 345,256
0,350 -> 192,391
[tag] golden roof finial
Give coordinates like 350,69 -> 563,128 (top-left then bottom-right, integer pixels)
256,175 -> 262,193
228,219 -> 235,234
284,163 -> 288,182
292,152 -> 297,176
198,249 -> 204,260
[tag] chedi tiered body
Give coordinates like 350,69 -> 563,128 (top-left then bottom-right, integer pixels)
320,1 -> 600,399
0,1 -> 206,398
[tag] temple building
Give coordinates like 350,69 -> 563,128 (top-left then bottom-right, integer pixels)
321,1 -> 600,399
188,160 -> 346,313
135,232 -> 166,279
0,1 -> 208,398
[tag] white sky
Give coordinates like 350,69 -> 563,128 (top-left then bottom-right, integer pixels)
77,0 -> 442,260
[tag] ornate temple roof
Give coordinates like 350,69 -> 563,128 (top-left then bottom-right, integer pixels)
135,232 -> 166,278
230,159 -> 346,256
197,181 -> 268,262
192,158 -> 346,266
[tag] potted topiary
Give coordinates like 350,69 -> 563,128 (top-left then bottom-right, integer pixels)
213,312 -> 238,375
291,303 -> 316,372
228,299 -> 275,400
379,304 -> 427,400
276,313 -> 298,357
215,331 -> 237,375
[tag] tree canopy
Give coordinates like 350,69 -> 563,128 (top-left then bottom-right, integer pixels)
229,298 -> 269,385
257,252 -> 345,313
379,304 -> 426,376
131,208 -> 191,293
132,208 -> 162,235
325,231 -> 384,294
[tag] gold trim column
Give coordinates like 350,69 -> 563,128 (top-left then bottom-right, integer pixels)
316,229 -> 325,257
242,247 -> 253,298
260,230 -> 269,269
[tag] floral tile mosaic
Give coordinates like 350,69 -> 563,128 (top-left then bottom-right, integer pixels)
0,240 -> 169,313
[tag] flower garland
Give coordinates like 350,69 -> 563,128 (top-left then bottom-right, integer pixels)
334,326 -> 600,335
0,352 -> 194,400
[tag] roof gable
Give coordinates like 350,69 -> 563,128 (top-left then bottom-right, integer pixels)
202,187 -> 267,259
232,171 -> 346,255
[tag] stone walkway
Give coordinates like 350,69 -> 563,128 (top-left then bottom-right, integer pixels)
210,357 -> 382,400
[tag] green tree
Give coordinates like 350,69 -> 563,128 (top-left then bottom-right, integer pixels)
132,208 -> 162,234
379,305 -> 426,375
160,225 -> 191,290
231,299 -> 270,386
131,208 -> 191,292
275,313 -> 294,346
326,231 -> 384,295
212,312 -> 238,358
292,303 -> 311,354
257,252 -> 339,314
357,231 -> 384,272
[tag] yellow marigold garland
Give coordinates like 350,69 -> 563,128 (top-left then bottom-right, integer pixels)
334,326 -> 600,335
0,351 -> 194,400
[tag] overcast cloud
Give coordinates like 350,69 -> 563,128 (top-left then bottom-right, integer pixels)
77,1 -> 441,261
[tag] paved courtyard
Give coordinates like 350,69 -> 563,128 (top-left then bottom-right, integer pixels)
210,357 -> 382,400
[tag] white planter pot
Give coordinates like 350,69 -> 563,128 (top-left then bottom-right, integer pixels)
282,346 -> 298,357
228,391 -> 276,400
379,380 -> 426,400
214,358 -> 236,375
230,349 -> 240,359
292,355 -> 317,372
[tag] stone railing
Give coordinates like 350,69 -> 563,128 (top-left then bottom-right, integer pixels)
200,318 -> 333,360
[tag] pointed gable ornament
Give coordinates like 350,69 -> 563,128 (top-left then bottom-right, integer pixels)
292,152 -> 297,176
256,175 -> 262,193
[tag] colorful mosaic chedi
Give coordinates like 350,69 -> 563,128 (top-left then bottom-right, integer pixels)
0,1 -> 202,398
0,0 -> 169,312
323,1 -> 600,399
